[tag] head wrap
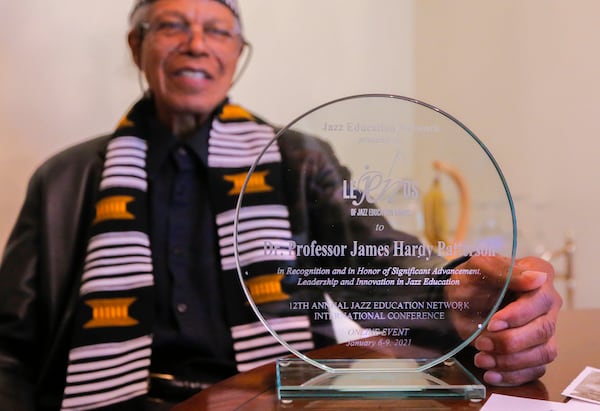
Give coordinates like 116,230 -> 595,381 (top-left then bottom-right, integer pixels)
130,0 -> 240,23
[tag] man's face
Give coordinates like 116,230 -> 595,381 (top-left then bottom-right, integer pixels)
130,0 -> 243,124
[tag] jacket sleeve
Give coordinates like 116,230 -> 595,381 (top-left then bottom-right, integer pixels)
0,168 -> 44,411
0,135 -> 106,411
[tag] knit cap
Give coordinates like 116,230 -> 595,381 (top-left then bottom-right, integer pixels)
130,0 -> 240,22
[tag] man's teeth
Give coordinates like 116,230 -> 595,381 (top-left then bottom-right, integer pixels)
179,69 -> 207,78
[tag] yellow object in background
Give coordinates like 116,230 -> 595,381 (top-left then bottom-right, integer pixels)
422,178 -> 448,246
422,161 -> 471,257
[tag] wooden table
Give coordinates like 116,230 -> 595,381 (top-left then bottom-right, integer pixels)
172,309 -> 599,410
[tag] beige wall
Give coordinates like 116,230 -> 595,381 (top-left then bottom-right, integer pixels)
0,0 -> 140,243
1,1 -> 598,307
414,1 -> 600,308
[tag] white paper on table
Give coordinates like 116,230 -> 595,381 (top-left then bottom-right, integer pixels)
564,399 -> 600,410
481,394 -> 600,411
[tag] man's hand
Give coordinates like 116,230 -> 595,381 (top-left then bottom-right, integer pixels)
446,255 -> 562,386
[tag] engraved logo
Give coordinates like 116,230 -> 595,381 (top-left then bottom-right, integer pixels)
342,168 -> 418,206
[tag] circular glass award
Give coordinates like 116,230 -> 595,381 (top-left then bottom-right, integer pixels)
233,94 -> 516,400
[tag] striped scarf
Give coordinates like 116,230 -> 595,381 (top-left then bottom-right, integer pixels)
60,99 -> 315,410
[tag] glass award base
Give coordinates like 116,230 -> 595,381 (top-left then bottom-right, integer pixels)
276,358 -> 485,401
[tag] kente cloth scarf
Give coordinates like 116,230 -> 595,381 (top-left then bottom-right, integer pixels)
60,99 -> 314,410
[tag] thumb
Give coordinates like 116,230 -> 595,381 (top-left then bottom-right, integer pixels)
509,269 -> 547,292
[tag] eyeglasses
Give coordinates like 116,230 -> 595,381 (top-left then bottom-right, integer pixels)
140,14 -> 242,52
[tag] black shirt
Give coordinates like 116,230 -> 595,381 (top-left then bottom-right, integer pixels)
145,116 -> 236,382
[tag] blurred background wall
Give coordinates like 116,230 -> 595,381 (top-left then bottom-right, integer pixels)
0,0 -> 597,307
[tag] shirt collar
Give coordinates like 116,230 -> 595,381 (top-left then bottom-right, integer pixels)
144,103 -> 222,178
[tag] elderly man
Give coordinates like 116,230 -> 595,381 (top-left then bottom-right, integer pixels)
0,0 -> 561,410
